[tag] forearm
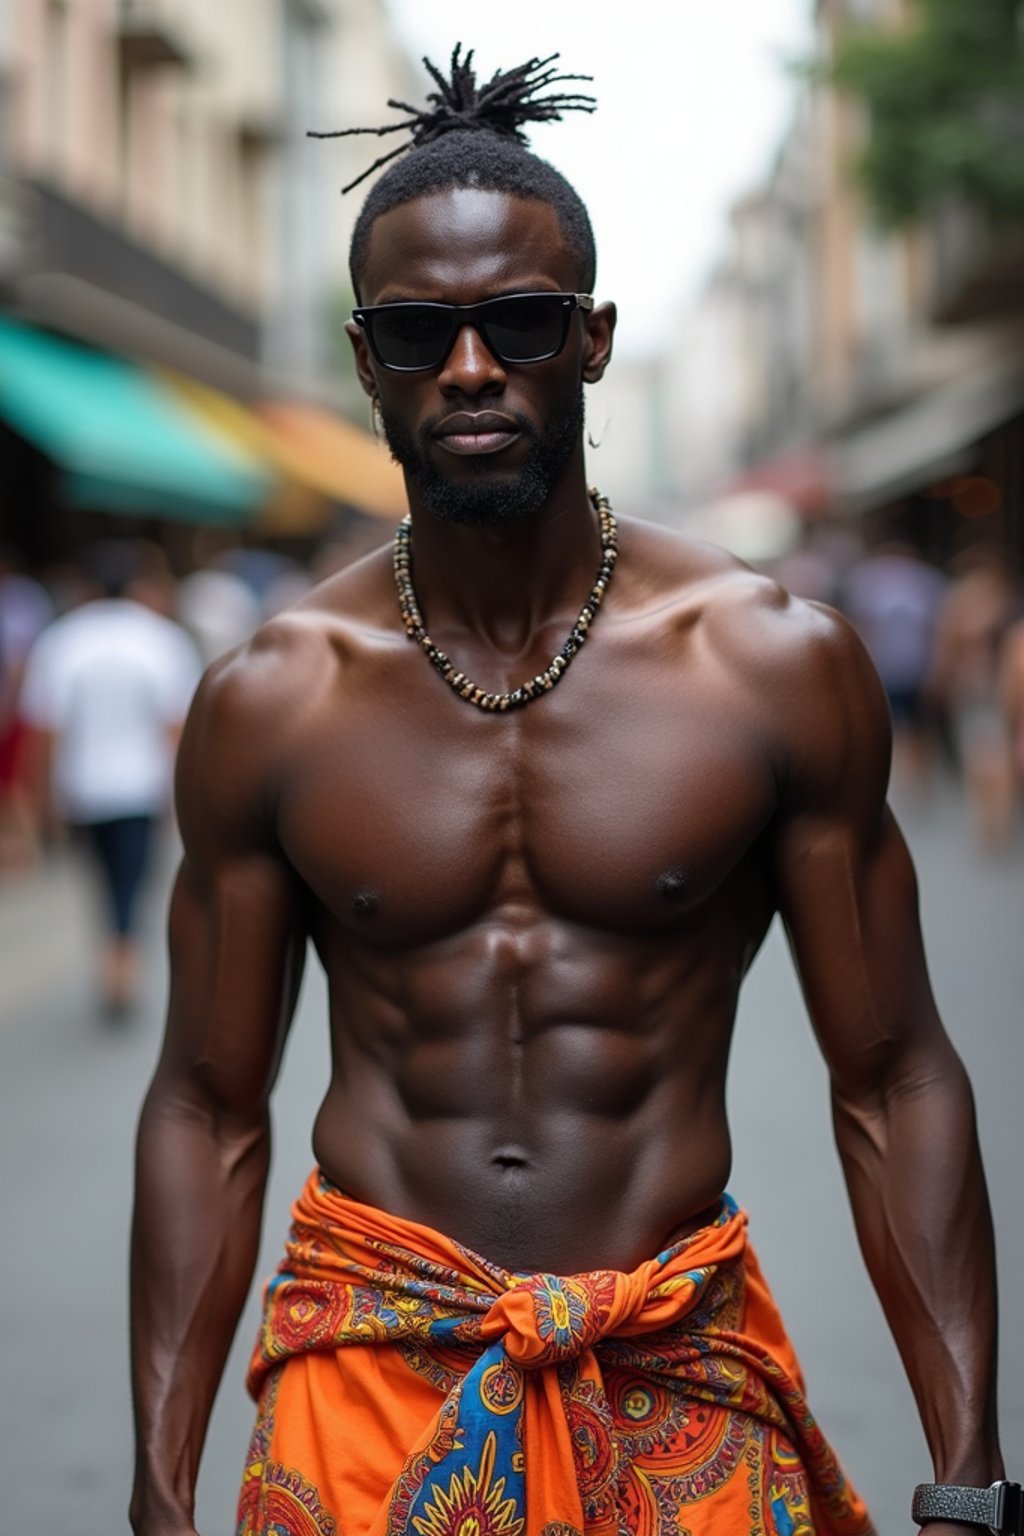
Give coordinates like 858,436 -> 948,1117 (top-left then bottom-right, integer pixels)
130,1076 -> 270,1532
833,1047 -> 1003,1486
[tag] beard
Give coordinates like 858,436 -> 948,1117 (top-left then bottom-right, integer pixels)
379,387 -> 585,527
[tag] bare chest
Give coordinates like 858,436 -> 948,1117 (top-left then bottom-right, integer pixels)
275,648 -> 779,945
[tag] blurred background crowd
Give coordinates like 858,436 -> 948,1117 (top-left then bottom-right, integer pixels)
1,4 -> 1023,1530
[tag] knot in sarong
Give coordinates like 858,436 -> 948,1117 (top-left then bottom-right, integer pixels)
244,1176 -> 875,1536
480,1267 -> 648,1367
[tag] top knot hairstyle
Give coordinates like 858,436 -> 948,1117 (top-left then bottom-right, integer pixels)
309,46 -> 599,298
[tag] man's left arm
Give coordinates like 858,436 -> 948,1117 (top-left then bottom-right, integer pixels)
771,605 -> 1004,1525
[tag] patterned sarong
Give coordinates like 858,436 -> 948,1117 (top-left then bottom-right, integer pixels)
238,1171 -> 873,1536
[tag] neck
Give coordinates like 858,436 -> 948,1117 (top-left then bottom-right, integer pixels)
401,462 -> 603,653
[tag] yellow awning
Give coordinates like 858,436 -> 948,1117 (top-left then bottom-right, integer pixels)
258,399 -> 405,522
164,374 -> 405,531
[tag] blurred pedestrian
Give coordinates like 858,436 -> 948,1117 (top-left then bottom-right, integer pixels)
772,526 -> 858,607
0,549 -> 54,869
130,541 -> 179,620
930,550 -> 1019,851
177,564 -> 262,666
1002,616 -> 1024,798
20,541 -> 200,1014
1007,617 -> 1024,798
842,539 -> 947,794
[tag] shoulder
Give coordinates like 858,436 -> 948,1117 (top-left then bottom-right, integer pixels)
173,616 -> 317,865
622,519 -> 891,800
181,610 -> 330,768
715,583 -> 892,818
177,550 -> 392,830
705,569 -> 883,708
188,546 -> 389,718
703,563 -> 889,794
622,517 -> 872,683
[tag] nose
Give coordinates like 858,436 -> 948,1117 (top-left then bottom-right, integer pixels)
437,322 -> 507,396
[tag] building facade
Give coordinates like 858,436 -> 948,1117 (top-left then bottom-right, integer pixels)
0,0 -> 415,564
666,0 -> 1024,571
0,0 -> 416,395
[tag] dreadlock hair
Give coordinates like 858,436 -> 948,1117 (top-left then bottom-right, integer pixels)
309,47 -> 598,299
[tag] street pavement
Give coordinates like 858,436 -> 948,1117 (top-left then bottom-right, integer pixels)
0,780 -> 1021,1535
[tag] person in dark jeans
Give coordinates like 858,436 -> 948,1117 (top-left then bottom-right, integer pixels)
78,814 -> 156,993
21,543 -> 200,1014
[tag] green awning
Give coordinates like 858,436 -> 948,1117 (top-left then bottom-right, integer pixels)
0,318 -> 272,523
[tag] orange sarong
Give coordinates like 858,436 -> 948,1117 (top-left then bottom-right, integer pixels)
238,1171 -> 874,1536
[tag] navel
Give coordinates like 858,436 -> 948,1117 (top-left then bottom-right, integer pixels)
491,1146 -> 529,1171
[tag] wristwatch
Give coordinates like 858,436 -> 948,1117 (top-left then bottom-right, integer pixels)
912,1481 -> 1023,1534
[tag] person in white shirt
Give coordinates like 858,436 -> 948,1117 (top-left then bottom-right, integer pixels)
21,543 -> 201,1015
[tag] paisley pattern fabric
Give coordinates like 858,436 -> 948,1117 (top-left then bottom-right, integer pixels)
237,1171 -> 874,1536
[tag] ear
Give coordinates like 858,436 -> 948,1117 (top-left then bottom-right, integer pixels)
346,320 -> 380,399
582,301 -> 616,385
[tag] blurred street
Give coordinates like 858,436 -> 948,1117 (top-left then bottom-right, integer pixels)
0,777 -> 1020,1535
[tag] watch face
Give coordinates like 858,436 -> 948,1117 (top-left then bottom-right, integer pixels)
996,1480 -> 1024,1536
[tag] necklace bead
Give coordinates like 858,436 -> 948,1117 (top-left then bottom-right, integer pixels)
393,489 -> 618,712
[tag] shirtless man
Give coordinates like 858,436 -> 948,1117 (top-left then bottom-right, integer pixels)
130,51 -> 1012,1536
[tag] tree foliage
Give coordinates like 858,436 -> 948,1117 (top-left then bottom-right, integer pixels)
825,0 -> 1024,226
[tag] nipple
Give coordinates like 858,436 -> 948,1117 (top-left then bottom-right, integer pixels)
352,889 -> 379,918
656,868 -> 687,901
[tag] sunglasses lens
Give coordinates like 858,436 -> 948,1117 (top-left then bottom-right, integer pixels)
362,295 -> 574,370
483,296 -> 567,362
370,307 -> 452,369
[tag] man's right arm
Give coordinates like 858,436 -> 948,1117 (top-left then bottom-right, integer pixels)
129,642 -> 308,1536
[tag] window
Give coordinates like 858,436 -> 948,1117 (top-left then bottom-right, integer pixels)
44,0 -> 69,171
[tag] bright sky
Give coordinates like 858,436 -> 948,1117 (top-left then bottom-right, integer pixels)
382,1 -> 815,359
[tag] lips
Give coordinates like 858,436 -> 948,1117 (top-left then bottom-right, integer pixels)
433,411 -> 522,457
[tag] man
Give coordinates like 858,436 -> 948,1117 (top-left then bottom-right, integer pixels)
130,50 -> 1011,1536
21,541 -> 199,1014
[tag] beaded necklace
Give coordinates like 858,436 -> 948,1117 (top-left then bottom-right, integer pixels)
393,489 -> 618,712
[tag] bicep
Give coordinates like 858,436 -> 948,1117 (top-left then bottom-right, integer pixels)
157,849 -> 306,1120
775,807 -> 950,1100
770,610 -> 954,1100
150,653 -> 307,1122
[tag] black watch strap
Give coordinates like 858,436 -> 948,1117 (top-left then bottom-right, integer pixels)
912,1481 -> 1024,1534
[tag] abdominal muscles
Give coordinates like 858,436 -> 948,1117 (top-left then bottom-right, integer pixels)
311,909 -> 739,1274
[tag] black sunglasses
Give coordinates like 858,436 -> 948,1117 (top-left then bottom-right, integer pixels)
352,292 -> 595,373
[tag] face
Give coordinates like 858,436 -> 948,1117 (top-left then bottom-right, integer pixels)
347,188 -> 615,527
